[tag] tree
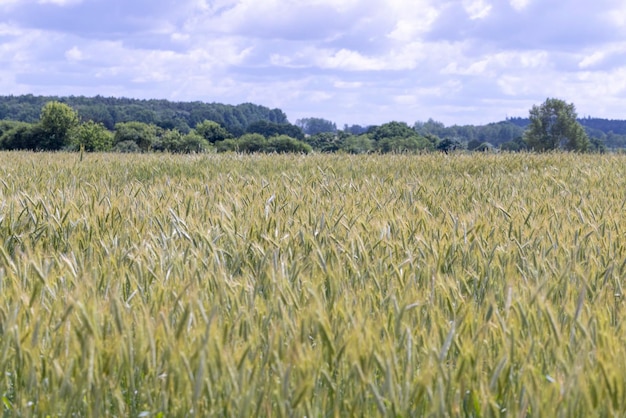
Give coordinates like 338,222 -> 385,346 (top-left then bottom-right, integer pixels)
369,121 -> 416,142
341,135 -> 373,154
113,121 -> 158,152
500,137 -> 528,152
72,121 -> 113,152
266,135 -> 312,154
246,120 -> 305,140
0,122 -> 41,150
38,101 -> 80,150
377,135 -> 434,153
436,138 -> 463,153
233,133 -> 267,153
524,98 -> 590,152
180,132 -> 209,153
305,132 -> 342,152
194,120 -> 231,143
295,117 -> 337,135
153,129 -> 184,152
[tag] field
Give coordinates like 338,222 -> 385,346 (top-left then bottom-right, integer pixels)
0,151 -> 625,416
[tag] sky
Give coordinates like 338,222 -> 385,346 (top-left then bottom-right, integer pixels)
1,0 -> 626,127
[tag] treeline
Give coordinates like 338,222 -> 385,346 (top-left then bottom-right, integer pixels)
0,95 -> 624,154
0,101 -> 474,154
0,94 -> 288,136
501,117 -> 626,149
0,101 -> 312,154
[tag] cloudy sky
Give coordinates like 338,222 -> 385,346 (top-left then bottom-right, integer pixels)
1,0 -> 626,126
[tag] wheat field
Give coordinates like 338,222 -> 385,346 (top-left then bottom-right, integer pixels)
0,151 -> 625,416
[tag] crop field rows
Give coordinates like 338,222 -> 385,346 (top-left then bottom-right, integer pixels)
0,152 -> 625,416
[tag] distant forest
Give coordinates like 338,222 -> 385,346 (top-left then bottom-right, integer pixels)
0,94 -> 289,136
0,95 -> 625,152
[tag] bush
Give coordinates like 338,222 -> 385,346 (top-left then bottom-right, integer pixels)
266,135 -> 312,154
215,139 -> 238,153
236,133 -> 267,153
0,122 -> 42,150
377,135 -> 434,153
341,135 -> 373,154
72,121 -> 113,152
180,132 -> 209,153
113,140 -> 140,153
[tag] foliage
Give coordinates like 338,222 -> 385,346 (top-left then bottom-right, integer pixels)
38,101 -> 80,150
72,120 -> 113,152
0,95 -> 288,135
295,117 -> 337,135
499,137 -> 528,152
113,121 -> 159,152
342,124 -> 369,135
154,128 -> 184,152
588,137 -> 607,153
232,133 -> 267,153
214,138 -> 238,153
376,135 -> 434,153
215,134 -> 310,154
340,135 -> 373,153
416,119 -> 525,147
369,121 -> 416,142
113,139 -> 140,153
436,138 -> 463,153
266,135 -> 312,153
0,121 -> 40,150
304,132 -> 342,152
0,152 -> 626,416
524,98 -> 590,151
246,120 -> 305,140
180,132 -> 209,153
194,120 -> 231,143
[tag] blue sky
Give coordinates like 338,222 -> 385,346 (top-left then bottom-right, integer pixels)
1,0 -> 626,127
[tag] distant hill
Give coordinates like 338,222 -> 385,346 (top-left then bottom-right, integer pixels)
0,94 -> 289,136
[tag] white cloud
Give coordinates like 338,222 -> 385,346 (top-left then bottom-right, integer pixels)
316,49 -> 385,71
463,0 -> 492,20
578,51 -> 606,69
1,0 -> 626,126
386,0 -> 440,41
333,80 -> 363,89
65,46 -> 83,61
509,0 -> 531,11
38,0 -> 82,5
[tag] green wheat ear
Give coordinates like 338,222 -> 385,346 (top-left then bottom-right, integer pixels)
0,151 -> 624,416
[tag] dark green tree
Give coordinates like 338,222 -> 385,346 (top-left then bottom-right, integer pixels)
588,137 -> 607,153
180,132 -> 209,153
266,135 -> 311,154
295,117 -> 337,135
113,121 -> 158,152
246,120 -> 305,140
305,132 -> 342,152
524,98 -> 590,151
156,129 -> 185,152
369,121 -> 415,142
341,135 -> 373,154
0,122 -> 40,150
234,133 -> 267,153
38,101 -> 80,150
194,120 -> 231,143
72,121 -> 113,152
436,138 -> 463,153
500,137 -> 528,152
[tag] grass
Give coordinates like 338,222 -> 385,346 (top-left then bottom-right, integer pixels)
0,151 -> 625,416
